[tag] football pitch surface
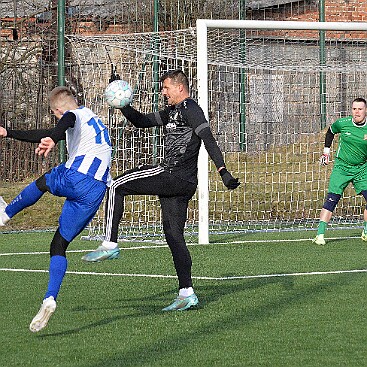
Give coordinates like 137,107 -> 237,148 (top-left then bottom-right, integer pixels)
0,229 -> 366,366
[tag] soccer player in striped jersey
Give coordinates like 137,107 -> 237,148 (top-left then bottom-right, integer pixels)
0,86 -> 112,332
82,69 -> 240,311
314,97 -> 367,245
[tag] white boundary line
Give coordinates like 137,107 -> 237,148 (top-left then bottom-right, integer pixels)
0,235 -> 361,257
0,267 -> 366,281
0,236 -> 365,280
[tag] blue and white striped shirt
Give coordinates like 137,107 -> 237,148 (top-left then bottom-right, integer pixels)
65,106 -> 112,185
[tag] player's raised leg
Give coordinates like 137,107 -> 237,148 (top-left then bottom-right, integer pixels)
0,181 -> 46,226
81,240 -> 120,262
82,183 -> 124,262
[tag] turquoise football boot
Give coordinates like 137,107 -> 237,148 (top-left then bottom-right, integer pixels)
162,293 -> 199,311
81,245 -> 120,262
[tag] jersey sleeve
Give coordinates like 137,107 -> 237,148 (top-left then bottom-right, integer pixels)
6,111 -> 74,143
324,127 -> 335,148
181,99 -> 225,169
7,128 -> 53,143
120,105 -> 169,128
198,127 -> 226,169
49,111 -> 75,143
329,119 -> 343,135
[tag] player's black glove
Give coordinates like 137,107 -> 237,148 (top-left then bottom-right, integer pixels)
219,168 -> 240,190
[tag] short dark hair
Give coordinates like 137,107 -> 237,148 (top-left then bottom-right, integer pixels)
160,69 -> 189,92
353,97 -> 367,105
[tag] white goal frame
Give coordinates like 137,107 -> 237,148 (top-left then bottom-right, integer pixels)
196,19 -> 367,244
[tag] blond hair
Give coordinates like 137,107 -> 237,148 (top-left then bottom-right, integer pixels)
49,86 -> 77,110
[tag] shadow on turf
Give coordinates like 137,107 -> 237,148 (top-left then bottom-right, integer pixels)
36,288 -> 194,338
36,275 -> 295,340
37,276 -> 295,338
37,271 -> 358,367
60,273 -> 356,366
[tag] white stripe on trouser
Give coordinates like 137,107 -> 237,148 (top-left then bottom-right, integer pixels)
105,166 -> 165,241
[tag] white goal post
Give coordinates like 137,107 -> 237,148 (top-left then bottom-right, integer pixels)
66,20 -> 367,244
196,19 -> 367,244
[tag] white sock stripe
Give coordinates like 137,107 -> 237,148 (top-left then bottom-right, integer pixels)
105,166 -> 164,241
105,183 -> 115,240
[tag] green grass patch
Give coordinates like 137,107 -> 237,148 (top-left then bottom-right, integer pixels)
0,229 -> 366,366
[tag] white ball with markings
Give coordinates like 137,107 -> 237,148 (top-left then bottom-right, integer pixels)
104,80 -> 133,108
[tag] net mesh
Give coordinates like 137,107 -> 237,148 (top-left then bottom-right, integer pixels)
65,25 -> 367,241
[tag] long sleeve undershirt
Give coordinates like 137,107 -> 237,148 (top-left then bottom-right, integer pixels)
6,112 -> 76,143
324,127 -> 335,148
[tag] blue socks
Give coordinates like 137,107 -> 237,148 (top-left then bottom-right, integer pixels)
6,181 -> 44,218
44,255 -> 68,300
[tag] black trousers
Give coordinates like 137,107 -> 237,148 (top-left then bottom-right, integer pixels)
105,165 -> 197,289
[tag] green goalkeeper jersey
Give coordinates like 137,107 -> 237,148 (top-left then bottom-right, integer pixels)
330,116 -> 367,166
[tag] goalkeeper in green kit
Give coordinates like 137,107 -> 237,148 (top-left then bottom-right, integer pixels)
314,97 -> 367,245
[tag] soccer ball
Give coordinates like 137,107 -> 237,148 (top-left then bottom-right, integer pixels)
104,80 -> 133,108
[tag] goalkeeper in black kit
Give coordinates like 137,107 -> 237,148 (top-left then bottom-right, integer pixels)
82,69 -> 240,311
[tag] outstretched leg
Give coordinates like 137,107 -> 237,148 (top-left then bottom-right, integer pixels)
0,180 -> 46,226
81,165 -> 167,262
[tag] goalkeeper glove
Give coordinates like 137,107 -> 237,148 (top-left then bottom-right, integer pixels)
219,168 -> 240,190
320,147 -> 330,166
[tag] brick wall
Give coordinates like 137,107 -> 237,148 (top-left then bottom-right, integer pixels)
285,0 -> 367,22
324,0 -> 367,22
258,0 -> 367,40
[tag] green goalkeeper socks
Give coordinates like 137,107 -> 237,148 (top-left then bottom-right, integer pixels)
364,221 -> 367,233
317,221 -> 327,235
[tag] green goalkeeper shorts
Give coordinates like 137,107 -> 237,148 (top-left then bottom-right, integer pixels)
328,159 -> 367,195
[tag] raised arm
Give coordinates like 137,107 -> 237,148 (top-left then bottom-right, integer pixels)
120,105 -> 169,128
1,126 -> 53,143
1,113 -> 74,144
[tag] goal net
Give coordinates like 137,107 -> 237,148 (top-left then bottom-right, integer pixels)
65,20 -> 367,242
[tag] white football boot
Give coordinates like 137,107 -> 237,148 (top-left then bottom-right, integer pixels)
29,296 -> 57,333
312,234 -> 326,245
0,196 -> 10,226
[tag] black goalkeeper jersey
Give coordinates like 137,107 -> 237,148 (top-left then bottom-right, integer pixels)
121,98 -> 225,184
161,99 -> 204,181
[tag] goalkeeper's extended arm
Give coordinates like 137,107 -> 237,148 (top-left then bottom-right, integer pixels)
320,127 -> 335,166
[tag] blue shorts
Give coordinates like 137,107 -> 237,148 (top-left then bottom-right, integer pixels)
45,164 -> 107,242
